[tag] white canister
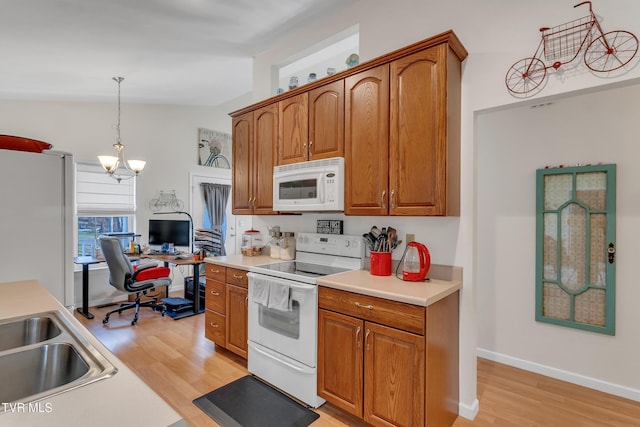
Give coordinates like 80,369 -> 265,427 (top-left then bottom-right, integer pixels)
280,232 -> 296,260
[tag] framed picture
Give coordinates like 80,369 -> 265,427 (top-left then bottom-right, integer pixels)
198,128 -> 231,169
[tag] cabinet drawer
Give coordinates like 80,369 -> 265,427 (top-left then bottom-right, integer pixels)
226,267 -> 248,288
205,263 -> 226,281
205,309 -> 226,347
205,280 -> 226,313
319,287 -> 425,335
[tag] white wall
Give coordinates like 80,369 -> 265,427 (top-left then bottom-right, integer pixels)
0,96 -> 248,306
476,83 -> 640,399
250,0 -> 640,418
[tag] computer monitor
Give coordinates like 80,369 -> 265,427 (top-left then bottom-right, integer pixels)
148,219 -> 190,248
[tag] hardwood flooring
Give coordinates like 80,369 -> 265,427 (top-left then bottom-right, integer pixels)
75,300 -> 640,427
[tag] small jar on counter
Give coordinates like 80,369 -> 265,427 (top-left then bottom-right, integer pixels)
270,231 -> 281,259
280,232 -> 296,260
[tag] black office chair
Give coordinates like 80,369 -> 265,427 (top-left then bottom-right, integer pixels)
99,236 -> 171,326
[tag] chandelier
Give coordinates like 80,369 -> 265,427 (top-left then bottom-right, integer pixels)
98,77 -> 146,182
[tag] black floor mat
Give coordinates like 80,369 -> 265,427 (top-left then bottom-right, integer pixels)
193,375 -> 319,427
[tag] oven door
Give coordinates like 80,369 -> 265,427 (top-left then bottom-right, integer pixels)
247,272 -> 318,367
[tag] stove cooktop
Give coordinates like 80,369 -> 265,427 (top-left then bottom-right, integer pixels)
252,261 -> 351,280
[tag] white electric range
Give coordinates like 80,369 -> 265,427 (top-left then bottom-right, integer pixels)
247,232 -> 364,407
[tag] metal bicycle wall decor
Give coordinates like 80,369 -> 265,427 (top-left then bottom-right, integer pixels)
149,190 -> 184,212
505,1 -> 638,96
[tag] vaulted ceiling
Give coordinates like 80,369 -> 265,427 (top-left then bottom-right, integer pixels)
0,0 -> 353,106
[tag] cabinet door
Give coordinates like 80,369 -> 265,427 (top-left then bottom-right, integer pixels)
232,112 -> 253,214
253,104 -> 278,214
318,309 -> 364,417
389,45 -> 447,215
225,284 -> 248,358
309,80 -> 344,161
364,322 -> 425,427
278,93 -> 309,165
344,64 -> 390,215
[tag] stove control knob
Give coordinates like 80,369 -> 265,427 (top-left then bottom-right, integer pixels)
344,240 -> 350,247
351,240 -> 359,248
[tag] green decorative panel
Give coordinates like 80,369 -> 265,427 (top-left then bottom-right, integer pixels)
536,164 -> 616,335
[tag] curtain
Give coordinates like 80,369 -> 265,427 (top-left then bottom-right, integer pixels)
201,183 -> 231,255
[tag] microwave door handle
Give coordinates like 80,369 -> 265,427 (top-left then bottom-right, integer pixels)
317,173 -> 325,202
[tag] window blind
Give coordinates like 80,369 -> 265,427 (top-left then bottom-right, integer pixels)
76,162 -> 136,215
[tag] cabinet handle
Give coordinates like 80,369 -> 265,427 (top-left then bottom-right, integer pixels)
381,190 -> 386,209
210,291 -> 220,296
356,326 -> 361,349
355,302 -> 373,310
210,269 -> 220,274
233,274 -> 244,279
302,143 -> 307,159
309,140 -> 313,158
365,329 -> 371,351
390,189 -> 396,209
209,323 -> 219,328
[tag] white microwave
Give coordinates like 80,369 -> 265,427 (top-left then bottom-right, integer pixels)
273,157 -> 344,212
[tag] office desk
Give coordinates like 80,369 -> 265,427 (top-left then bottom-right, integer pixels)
74,256 -> 101,319
140,254 -> 205,320
74,253 -> 204,321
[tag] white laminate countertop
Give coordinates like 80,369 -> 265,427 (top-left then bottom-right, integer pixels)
205,255 -> 461,307
0,280 -> 185,427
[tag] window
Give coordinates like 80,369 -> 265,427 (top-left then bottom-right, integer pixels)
536,164 -> 616,335
76,163 -> 136,256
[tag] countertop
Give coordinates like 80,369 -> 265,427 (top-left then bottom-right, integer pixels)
0,280 -> 185,427
205,255 -> 461,307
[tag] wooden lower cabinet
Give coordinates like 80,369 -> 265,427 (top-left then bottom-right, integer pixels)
204,263 -> 249,359
318,287 -> 459,427
225,284 -> 248,358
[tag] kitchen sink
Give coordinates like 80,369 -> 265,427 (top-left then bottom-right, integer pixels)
0,343 -> 89,403
0,315 -> 62,351
0,311 -> 117,410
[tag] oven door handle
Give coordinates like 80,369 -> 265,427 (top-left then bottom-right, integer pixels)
250,342 -> 315,374
247,272 -> 317,292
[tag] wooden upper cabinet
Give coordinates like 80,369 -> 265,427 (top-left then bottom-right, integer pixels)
231,30 -> 466,217
344,65 -> 390,216
231,105 -> 277,214
252,104 -> 278,214
278,93 -> 308,165
231,112 -> 253,214
389,44 -> 461,216
308,80 -> 344,161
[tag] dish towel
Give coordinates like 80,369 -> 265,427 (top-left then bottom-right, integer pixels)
267,283 -> 292,312
250,276 -> 270,306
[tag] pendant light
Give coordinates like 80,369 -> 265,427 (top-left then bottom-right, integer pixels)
98,77 -> 146,182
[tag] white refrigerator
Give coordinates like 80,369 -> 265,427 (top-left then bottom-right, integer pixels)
0,149 -> 74,306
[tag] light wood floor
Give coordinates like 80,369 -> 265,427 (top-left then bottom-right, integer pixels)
75,299 -> 640,427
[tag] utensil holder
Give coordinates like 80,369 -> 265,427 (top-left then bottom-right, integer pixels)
370,251 -> 391,276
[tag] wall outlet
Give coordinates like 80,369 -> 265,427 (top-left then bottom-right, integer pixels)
406,233 -> 415,243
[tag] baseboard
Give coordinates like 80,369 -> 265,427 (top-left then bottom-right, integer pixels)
477,348 -> 640,402
458,398 -> 479,420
